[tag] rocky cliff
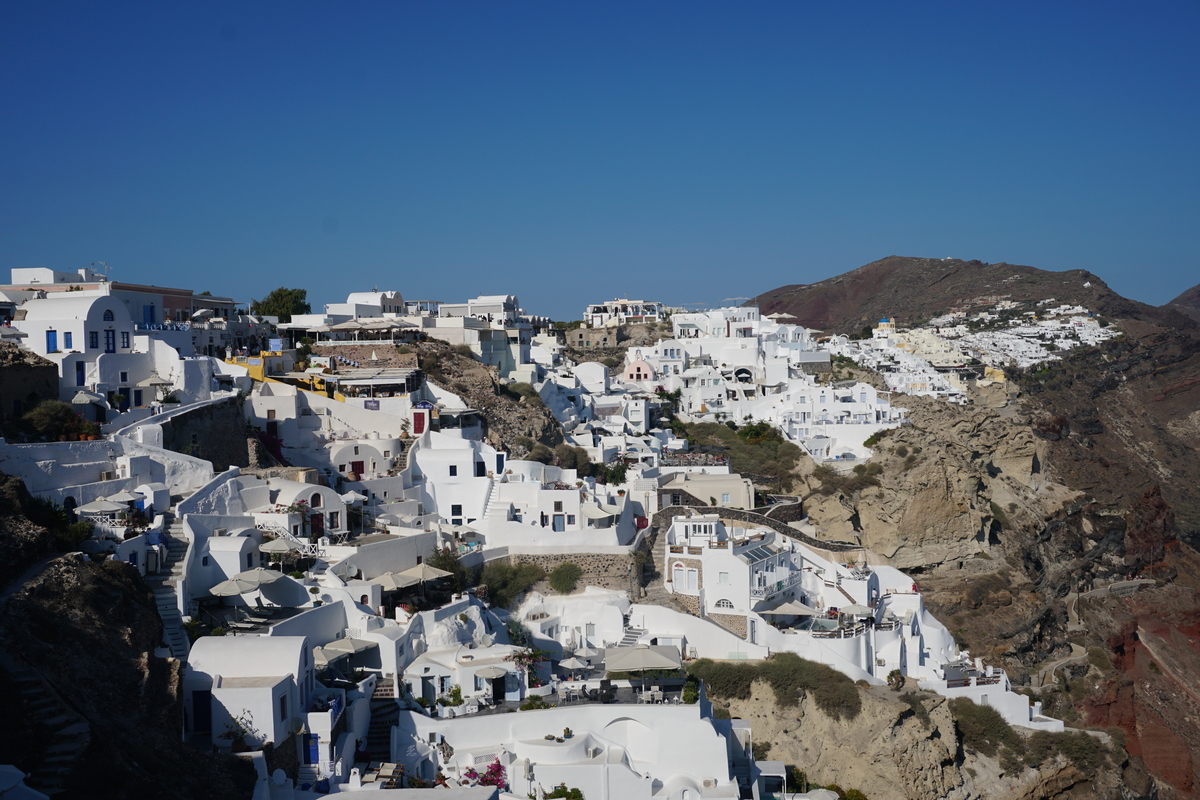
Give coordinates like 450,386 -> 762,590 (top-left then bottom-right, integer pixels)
719,681 -> 1125,800
0,555 -> 256,798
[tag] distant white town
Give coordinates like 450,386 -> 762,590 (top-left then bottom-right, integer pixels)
1,267 -> 1108,799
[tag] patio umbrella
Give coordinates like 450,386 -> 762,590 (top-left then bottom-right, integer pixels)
558,657 -> 588,677
76,498 -> 126,514
323,637 -> 379,656
260,538 -> 296,554
340,491 -> 368,504
476,666 -> 508,679
574,646 -> 599,659
604,644 -> 682,693
232,567 -> 285,586
840,604 -> 873,616
451,524 -> 478,536
400,563 -> 452,582
760,600 -> 819,617
106,490 -> 140,503
313,646 -> 349,668
374,572 -> 420,592
400,562 -> 453,599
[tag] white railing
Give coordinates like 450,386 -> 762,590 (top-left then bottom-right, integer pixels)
750,570 -> 802,598
256,522 -> 324,557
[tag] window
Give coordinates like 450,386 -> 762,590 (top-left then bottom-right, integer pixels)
554,501 -> 563,512
353,446 -> 359,455
247,553 -> 254,569
338,465 -> 346,473
103,309 -> 115,321
120,371 -> 128,383
384,450 -> 390,458
567,515 -> 575,525
63,332 -> 72,349
451,504 -> 462,517
279,695 -> 288,721
120,332 -> 130,349
416,555 -> 423,564
718,572 -> 730,584
310,493 -> 322,508
721,493 -> 731,504
202,556 -> 209,567
328,511 -> 339,529
266,409 -> 276,420
715,599 -> 734,609
449,465 -> 458,477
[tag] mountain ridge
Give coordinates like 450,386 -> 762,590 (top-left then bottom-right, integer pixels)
756,256 -> 1195,333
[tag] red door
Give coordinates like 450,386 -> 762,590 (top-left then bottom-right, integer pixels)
311,513 -> 324,538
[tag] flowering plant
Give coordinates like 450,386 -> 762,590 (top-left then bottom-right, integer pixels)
464,759 -> 506,788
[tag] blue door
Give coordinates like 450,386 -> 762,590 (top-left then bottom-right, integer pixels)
75,361 -> 86,386
104,330 -> 116,353
143,304 -> 155,324
46,330 -> 57,352
305,734 -> 320,764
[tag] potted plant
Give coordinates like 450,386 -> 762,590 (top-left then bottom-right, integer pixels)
563,726 -> 573,739
218,710 -> 256,752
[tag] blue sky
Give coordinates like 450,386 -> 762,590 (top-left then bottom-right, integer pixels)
3,2 -> 1197,319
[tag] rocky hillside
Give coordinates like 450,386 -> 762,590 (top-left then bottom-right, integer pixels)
1164,282 -> 1200,323
756,256 -> 1194,334
716,680 -> 1132,800
0,555 -> 256,798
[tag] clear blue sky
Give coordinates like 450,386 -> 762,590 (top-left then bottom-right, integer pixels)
3,2 -> 1197,319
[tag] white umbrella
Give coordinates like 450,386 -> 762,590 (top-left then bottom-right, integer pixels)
76,498 -> 126,514
323,637 -> 379,656
760,600 -> 819,617
476,666 -> 508,679
232,567 -> 285,586
313,646 -> 348,667
340,491 -> 368,504
106,490 -> 140,503
558,657 -> 588,673
574,646 -> 599,659
451,524 -> 478,536
260,538 -> 296,554
840,604 -> 873,616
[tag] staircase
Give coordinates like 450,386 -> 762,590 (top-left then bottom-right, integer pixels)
296,764 -> 320,790
834,583 -> 856,605
145,513 -> 191,660
366,678 -> 400,762
2,658 -> 91,796
618,615 -> 646,647
393,440 -> 411,472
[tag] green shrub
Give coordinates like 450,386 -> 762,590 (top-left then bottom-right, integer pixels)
751,741 -> 772,761
519,695 -> 552,711
480,562 -> 546,609
689,653 -> 861,720
527,444 -> 554,464
1086,647 -> 1113,672
513,436 -> 535,451
901,692 -> 931,728
948,697 -> 1022,757
548,562 -> 583,594
452,344 -> 476,359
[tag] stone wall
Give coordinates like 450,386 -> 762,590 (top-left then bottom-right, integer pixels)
707,612 -> 747,638
160,397 -> 250,472
0,343 -> 59,427
650,504 -> 860,555
508,552 -> 636,595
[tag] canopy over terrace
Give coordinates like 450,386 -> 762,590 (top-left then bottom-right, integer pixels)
325,318 -> 418,342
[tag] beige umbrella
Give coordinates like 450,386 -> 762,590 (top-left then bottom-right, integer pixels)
476,666 -> 508,679
260,538 -> 296,554
375,572 -> 420,592
323,637 -> 379,656
840,604 -> 874,617
400,563 -> 452,582
313,646 -> 348,667
574,646 -> 599,659
76,498 -> 126,514
232,567 -> 285,586
604,644 -> 682,673
761,600 -> 819,617
106,490 -> 140,503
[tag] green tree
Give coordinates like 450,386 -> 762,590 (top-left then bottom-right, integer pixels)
251,287 -> 311,323
428,546 -> 466,593
22,400 -> 86,439
548,562 -> 583,594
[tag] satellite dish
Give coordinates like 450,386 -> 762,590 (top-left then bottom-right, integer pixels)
272,769 -> 287,785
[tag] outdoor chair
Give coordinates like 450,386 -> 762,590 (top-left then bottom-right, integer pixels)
255,597 -> 279,616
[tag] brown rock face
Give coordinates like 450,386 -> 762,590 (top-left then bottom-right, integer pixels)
1123,485 -> 1176,572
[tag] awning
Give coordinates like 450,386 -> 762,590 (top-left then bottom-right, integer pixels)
579,505 -> 613,520
603,644 -> 682,673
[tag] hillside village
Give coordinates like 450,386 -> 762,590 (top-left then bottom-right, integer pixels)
1,267 -> 1156,800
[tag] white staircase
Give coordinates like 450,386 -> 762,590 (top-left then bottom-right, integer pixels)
146,514 -> 190,660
